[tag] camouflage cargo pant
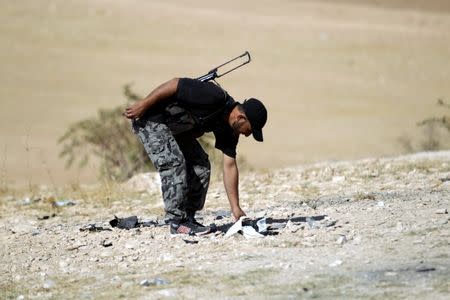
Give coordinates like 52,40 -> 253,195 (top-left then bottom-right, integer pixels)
132,119 -> 211,223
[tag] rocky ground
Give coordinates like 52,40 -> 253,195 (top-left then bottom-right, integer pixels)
1,151 -> 449,299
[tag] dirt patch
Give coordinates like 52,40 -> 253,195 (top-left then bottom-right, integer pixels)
1,151 -> 449,299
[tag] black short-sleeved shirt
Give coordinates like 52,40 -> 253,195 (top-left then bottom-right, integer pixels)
175,78 -> 239,158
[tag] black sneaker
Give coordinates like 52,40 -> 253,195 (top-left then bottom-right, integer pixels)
170,220 -> 212,236
188,216 -> 207,227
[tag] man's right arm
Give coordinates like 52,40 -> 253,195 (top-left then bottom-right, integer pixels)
124,78 -> 179,119
223,153 -> 246,221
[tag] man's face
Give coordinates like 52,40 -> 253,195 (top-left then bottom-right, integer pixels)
232,116 -> 252,137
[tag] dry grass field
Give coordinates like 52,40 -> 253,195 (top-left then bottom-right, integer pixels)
1,0 -> 449,186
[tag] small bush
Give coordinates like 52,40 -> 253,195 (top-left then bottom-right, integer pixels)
398,99 -> 450,152
58,84 -> 220,182
417,99 -> 450,150
58,84 -> 151,181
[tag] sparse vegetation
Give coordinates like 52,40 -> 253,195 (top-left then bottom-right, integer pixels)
399,99 -> 450,152
58,84 -> 222,182
417,99 -> 450,150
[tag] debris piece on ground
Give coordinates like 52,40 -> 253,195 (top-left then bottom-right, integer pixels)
19,197 -> 41,205
329,260 -> 343,267
439,176 -> 450,182
224,217 -> 265,239
336,235 -> 347,245
224,217 -> 244,238
416,265 -> 436,272
324,219 -> 338,228
268,222 -> 286,230
109,215 -> 139,229
435,208 -> 448,214
256,218 -> 268,233
52,200 -> 77,207
140,278 -> 169,286
101,239 -> 113,247
140,219 -> 159,227
306,217 -> 319,229
38,214 -> 57,220
242,226 -> 265,238
183,239 -> 199,244
109,215 -> 160,229
80,224 -> 112,232
43,279 -> 56,289
66,243 -> 87,251
214,210 -> 231,220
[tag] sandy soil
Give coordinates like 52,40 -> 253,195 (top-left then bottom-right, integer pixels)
1,151 -> 449,299
0,0 -> 449,186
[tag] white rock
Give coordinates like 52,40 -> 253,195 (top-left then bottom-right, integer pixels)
435,208 -> 448,214
124,172 -> 161,193
125,242 -> 137,249
332,176 -> 346,183
329,260 -> 343,267
59,261 -> 68,268
43,280 -> 56,289
158,289 -> 176,297
336,235 -> 347,245
162,253 -> 174,262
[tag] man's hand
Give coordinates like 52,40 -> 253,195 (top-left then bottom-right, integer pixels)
123,78 -> 179,120
232,207 -> 246,222
124,100 -> 148,119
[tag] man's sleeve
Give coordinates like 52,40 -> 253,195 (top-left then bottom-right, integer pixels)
213,129 -> 239,158
176,78 -> 226,106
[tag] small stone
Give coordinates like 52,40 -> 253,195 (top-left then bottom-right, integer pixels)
384,271 -> 397,276
53,200 -> 76,207
377,201 -> 385,208
332,176 -> 346,183
59,261 -> 69,268
352,236 -> 362,245
324,220 -> 337,228
162,253 -> 174,262
17,295 -> 25,300
140,278 -> 169,286
329,260 -> 343,267
140,279 -> 150,286
435,208 -> 448,214
158,289 -> 176,297
43,279 -> 56,289
336,235 -> 347,245
436,219 -> 448,226
100,251 -> 112,258
125,242 -> 136,249
101,240 -> 113,247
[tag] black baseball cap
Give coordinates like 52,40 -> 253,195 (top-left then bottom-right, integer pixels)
242,98 -> 267,142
